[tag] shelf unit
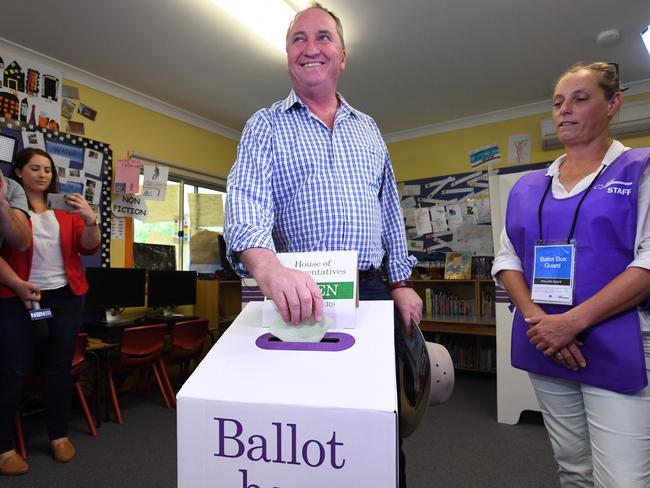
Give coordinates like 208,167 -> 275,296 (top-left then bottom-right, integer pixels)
195,280 -> 242,336
411,278 -> 496,373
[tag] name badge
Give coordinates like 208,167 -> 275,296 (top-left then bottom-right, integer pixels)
29,308 -> 54,320
531,243 -> 575,306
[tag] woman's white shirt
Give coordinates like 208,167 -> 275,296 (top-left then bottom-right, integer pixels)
28,210 -> 68,290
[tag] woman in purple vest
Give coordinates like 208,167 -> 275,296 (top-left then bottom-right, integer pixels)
493,62 -> 650,487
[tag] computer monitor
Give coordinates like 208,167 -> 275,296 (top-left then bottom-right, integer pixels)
85,267 -> 147,323
147,270 -> 197,317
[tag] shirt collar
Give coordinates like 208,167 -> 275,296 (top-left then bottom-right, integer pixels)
280,89 -> 359,119
545,139 -> 629,177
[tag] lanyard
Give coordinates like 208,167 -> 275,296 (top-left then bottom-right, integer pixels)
537,164 -> 606,244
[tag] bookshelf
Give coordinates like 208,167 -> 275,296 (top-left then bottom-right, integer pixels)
411,278 -> 496,373
195,280 -> 242,336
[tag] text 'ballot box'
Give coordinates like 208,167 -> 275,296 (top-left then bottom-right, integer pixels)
177,301 -> 397,488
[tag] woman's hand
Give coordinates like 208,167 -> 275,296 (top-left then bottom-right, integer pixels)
525,311 -> 584,356
551,341 -> 586,370
65,193 -> 96,225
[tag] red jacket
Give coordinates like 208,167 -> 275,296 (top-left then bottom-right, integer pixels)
0,210 -> 100,297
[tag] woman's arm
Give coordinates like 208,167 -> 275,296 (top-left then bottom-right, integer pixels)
527,266 -> 650,355
65,194 -> 100,250
498,269 -> 586,370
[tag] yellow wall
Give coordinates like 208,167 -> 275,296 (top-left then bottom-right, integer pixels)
388,92 -> 650,181
62,81 -> 238,266
66,78 -> 650,264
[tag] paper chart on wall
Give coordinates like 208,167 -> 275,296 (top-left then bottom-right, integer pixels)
469,195 -> 491,224
400,196 -> 417,208
84,177 -> 101,205
451,223 -> 494,256
445,204 -> 463,229
83,148 -> 103,178
429,206 -> 448,233
142,164 -> 169,201
21,131 -> 45,151
111,217 -> 125,240
402,184 -> 421,196
114,159 -> 140,194
508,134 -> 532,164
414,207 -> 433,236
402,207 -> 416,228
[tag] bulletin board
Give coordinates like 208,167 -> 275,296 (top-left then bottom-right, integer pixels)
399,168 -> 494,263
0,118 -> 112,267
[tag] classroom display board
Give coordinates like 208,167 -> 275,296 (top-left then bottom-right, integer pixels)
0,117 -> 112,267
399,169 -> 494,276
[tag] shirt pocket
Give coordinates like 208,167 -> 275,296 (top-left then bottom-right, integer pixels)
344,144 -> 384,194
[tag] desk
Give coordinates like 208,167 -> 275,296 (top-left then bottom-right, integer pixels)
85,315 -> 200,343
85,339 -> 119,427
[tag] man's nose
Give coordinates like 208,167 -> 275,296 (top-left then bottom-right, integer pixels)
304,39 -> 320,55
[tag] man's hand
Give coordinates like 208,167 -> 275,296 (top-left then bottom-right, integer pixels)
241,248 -> 323,325
391,287 -> 422,335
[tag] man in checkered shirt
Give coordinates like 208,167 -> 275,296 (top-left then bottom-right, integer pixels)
225,6 -> 421,485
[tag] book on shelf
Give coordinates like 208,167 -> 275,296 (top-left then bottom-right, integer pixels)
470,256 -> 494,279
430,333 -> 496,372
444,252 -> 472,280
480,289 -> 495,318
422,288 -> 475,317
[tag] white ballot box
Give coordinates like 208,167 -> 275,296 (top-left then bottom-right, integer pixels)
177,300 -> 397,488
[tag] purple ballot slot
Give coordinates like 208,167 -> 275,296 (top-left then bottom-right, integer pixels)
255,332 -> 355,352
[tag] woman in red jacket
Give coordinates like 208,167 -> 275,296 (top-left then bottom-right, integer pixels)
0,148 -> 99,475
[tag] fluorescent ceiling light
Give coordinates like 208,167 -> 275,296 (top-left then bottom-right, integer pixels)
213,0 -> 307,52
643,26 -> 650,57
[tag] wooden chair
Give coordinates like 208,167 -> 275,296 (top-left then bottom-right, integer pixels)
161,319 -> 210,404
107,324 -> 173,424
13,332 -> 97,458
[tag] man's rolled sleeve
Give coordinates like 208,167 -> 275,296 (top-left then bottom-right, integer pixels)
379,149 -> 417,283
224,111 -> 276,277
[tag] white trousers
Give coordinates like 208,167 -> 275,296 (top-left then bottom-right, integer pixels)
529,346 -> 650,488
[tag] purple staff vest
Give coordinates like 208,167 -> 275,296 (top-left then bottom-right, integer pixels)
506,147 -> 650,393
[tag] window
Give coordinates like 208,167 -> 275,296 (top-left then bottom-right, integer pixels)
133,175 -> 226,271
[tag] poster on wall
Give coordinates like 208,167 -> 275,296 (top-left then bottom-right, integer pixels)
0,48 -> 63,129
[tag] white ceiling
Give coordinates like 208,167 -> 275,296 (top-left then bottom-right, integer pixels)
2,0 -> 650,140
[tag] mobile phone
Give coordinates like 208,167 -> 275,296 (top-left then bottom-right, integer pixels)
47,193 -> 74,211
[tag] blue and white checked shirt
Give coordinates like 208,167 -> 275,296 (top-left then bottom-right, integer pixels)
225,90 -> 416,283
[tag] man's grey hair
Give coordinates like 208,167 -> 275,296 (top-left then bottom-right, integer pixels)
286,2 -> 345,51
